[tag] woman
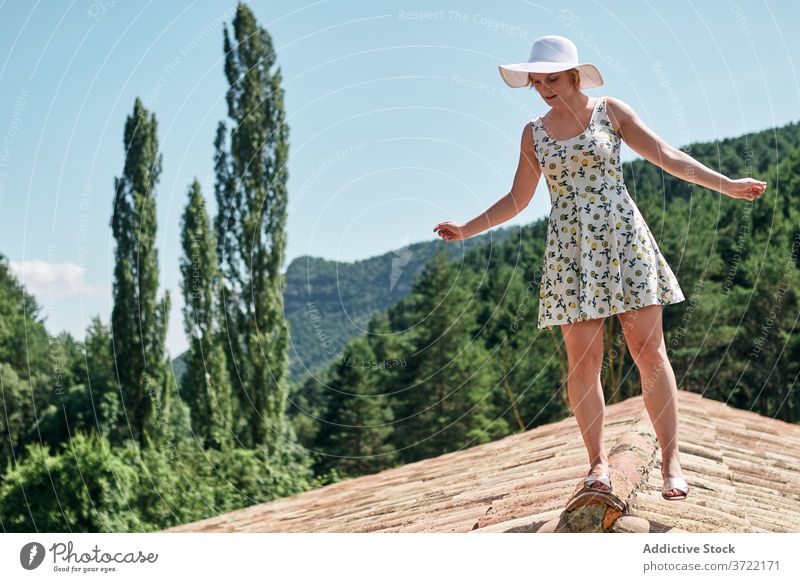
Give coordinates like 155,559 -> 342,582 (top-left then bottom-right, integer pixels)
433,35 -> 766,501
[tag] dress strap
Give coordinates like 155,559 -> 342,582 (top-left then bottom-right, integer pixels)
591,96 -> 604,120
594,95 -> 619,136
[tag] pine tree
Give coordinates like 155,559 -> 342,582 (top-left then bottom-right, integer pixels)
110,97 -> 171,447
214,3 -> 292,453
180,179 -> 234,450
391,251 -> 503,463
313,337 -> 395,478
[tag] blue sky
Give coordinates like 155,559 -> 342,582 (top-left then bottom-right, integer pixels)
0,0 -> 797,356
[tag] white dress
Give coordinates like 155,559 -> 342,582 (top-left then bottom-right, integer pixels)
531,96 -> 685,330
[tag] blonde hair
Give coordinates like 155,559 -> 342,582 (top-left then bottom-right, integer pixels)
525,68 -> 581,89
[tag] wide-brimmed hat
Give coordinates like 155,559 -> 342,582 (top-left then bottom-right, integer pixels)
498,35 -> 603,89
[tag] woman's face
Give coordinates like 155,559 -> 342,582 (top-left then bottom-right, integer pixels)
529,71 -> 575,104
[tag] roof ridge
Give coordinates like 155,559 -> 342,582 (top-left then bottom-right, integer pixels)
558,401 -> 658,532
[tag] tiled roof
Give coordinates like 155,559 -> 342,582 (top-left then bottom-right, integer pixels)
163,390 -> 800,533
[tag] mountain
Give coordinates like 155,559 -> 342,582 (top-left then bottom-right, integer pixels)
282,224 -> 521,383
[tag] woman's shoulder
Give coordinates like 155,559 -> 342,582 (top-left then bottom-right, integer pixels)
524,116 -> 543,135
522,119 -> 536,142
521,118 -> 540,155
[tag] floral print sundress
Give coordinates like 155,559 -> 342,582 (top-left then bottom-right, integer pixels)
532,96 -> 685,330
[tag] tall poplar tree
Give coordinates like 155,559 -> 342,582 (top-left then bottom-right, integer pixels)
180,179 -> 233,450
214,3 -> 292,453
110,97 -> 171,447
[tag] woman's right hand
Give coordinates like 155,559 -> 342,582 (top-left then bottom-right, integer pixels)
433,221 -> 467,243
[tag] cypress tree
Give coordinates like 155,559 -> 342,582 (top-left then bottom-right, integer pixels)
215,3 -> 292,453
180,178 -> 233,449
110,97 -> 171,447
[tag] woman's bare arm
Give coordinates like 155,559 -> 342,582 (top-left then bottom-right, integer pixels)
434,123 -> 541,242
606,97 -> 766,200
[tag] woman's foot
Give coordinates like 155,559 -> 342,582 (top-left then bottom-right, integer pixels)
661,451 -> 687,498
663,482 -> 686,498
662,475 -> 689,500
584,463 -> 611,492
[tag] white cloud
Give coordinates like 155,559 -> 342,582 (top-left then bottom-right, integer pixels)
8,260 -> 106,299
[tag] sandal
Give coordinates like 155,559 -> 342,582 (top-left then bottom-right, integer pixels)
583,472 -> 612,493
662,476 -> 689,500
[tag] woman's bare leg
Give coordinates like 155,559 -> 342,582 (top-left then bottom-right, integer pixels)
560,317 -> 609,490
617,304 -> 685,497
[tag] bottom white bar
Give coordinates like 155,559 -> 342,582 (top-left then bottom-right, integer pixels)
1,532 -> 798,581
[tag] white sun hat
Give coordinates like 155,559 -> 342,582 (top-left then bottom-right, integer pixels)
498,35 -> 603,89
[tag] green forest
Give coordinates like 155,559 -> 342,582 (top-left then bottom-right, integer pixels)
2,3 -> 799,532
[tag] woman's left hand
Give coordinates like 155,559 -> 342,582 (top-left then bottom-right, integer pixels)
723,177 -> 767,201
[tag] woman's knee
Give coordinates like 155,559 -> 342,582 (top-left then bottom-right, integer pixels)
619,305 -> 667,367
567,361 -> 603,386
561,319 -> 604,374
565,345 -> 604,379
630,336 -> 668,369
